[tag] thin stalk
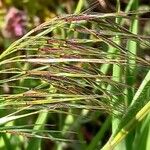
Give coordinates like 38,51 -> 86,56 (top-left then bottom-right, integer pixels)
126,0 -> 139,104
100,0 -> 137,74
132,70 -> 150,105
102,101 -> 150,150
102,69 -> 150,150
125,0 -> 139,148
87,117 -> 111,150
134,114 -> 150,150
111,1 -> 126,150
100,1 -> 140,149
111,0 -> 121,138
74,0 -> 84,14
27,110 -> 48,150
145,115 -> 150,150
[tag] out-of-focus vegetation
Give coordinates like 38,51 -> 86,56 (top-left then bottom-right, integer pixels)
0,0 -> 150,150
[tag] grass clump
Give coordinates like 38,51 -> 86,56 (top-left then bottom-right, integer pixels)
0,1 -> 150,150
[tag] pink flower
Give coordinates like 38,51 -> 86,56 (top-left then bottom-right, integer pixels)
3,7 -> 26,38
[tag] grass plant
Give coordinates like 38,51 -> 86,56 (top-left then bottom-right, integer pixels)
0,1 -> 150,150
